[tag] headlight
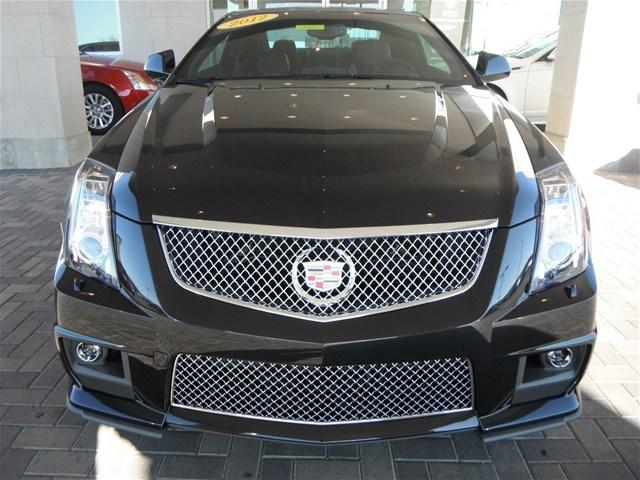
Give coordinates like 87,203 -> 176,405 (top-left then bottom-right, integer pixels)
123,70 -> 156,91
530,163 -> 589,293
65,159 -> 119,288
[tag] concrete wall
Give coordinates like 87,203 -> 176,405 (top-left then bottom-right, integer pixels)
546,0 -> 640,175
1,1 -> 91,169
118,1 -> 208,64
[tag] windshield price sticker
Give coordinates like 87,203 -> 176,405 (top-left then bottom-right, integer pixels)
219,13 -> 279,30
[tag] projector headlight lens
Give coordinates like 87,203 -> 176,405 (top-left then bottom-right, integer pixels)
530,163 -> 589,293
65,159 -> 119,288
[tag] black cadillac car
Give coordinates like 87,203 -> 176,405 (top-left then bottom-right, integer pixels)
55,9 -> 596,443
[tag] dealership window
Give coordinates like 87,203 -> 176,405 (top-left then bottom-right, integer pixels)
467,0 -> 560,54
209,0 -> 251,25
203,0 -> 559,56
74,0 -> 122,54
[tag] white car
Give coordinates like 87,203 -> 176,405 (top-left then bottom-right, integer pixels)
470,31 -> 558,125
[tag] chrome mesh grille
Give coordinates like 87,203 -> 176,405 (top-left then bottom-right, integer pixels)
158,224 -> 491,319
171,355 -> 473,423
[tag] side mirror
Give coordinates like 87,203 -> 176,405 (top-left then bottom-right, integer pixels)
476,51 -> 511,82
144,49 -> 175,78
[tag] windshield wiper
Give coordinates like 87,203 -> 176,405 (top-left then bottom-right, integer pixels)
313,74 -> 388,80
294,74 -> 426,82
173,77 -> 221,86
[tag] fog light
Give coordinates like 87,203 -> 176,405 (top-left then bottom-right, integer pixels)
545,348 -> 573,369
76,343 -> 103,363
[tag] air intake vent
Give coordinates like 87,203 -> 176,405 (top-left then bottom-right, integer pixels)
172,355 -> 474,424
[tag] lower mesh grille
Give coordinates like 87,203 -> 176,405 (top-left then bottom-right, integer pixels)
171,355 -> 473,423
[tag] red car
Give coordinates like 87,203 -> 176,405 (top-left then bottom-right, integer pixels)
80,53 -> 159,134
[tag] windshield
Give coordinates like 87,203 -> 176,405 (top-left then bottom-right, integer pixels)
503,30 -> 557,59
173,13 -> 474,83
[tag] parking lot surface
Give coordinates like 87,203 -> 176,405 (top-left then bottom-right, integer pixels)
0,167 -> 638,479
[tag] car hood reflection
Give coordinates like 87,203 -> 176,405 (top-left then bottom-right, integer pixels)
109,80 -> 539,228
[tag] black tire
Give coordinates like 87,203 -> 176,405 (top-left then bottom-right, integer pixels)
83,83 -> 124,135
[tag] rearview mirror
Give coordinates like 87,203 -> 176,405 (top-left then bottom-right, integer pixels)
144,49 -> 175,77
307,25 -> 347,40
476,52 -> 511,82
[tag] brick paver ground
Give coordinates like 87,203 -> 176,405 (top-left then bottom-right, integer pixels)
0,166 -> 638,479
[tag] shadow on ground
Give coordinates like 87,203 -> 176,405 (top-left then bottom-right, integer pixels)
594,149 -> 640,189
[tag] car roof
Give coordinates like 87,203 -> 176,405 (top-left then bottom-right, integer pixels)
223,8 -> 423,20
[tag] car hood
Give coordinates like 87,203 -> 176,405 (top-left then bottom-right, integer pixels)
105,80 -> 539,228
80,54 -> 145,73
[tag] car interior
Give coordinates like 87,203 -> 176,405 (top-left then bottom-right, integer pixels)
231,37 -> 422,78
186,23 -> 460,81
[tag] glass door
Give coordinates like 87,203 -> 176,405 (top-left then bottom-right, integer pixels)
251,0 -> 388,9
325,0 -> 387,9
254,0 -> 325,9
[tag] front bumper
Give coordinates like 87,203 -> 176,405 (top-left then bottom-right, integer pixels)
54,215 -> 597,443
64,377 -> 584,443
54,283 -> 596,443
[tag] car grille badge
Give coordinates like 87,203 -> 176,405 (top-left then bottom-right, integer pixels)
303,261 -> 345,292
291,246 -> 357,307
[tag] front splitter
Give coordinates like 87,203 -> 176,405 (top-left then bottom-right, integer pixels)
67,384 -> 581,444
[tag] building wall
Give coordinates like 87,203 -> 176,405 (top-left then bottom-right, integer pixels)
546,0 -> 640,174
118,1 -> 209,64
1,0 -> 91,169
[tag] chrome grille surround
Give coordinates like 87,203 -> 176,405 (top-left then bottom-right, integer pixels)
156,217 -> 494,321
171,355 -> 473,424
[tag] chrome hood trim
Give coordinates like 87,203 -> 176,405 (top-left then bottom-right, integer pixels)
153,215 -> 498,238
